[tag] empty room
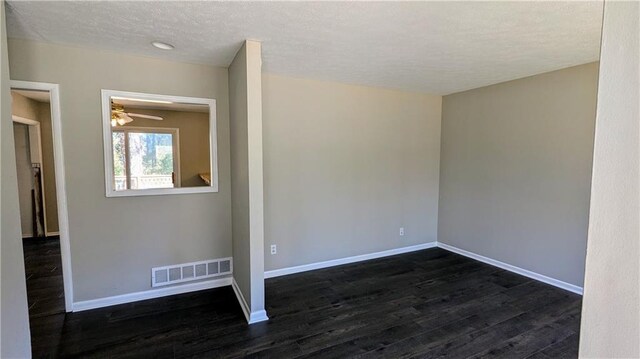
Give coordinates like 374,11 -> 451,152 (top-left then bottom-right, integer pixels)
1,1 -> 638,358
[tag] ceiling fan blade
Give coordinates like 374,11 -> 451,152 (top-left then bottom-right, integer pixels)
127,112 -> 163,121
115,113 -> 134,126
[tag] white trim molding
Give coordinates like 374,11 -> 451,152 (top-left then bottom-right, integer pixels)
12,114 -> 39,126
100,89 -> 219,197
73,277 -> 232,312
13,114 -> 51,235
437,242 -> 583,295
265,242 -> 437,279
70,240 -> 581,314
231,279 -> 269,324
11,80 -> 75,312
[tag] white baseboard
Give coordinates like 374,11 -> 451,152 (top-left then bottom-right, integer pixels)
248,309 -> 269,324
73,277 -> 232,312
437,242 -> 583,295
71,240 -> 580,314
231,278 -> 269,324
264,242 -> 438,279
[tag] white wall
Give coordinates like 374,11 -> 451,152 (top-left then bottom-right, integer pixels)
262,74 -> 442,271
8,39 -> 232,302
0,1 -> 32,356
438,63 -> 599,287
579,1 -> 639,357
229,40 -> 267,322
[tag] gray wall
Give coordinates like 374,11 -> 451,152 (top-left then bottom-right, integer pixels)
438,62 -> 599,287
580,1 -> 639,357
262,74 -> 442,271
1,1 -> 32,356
229,43 -> 251,303
229,40 -> 266,316
8,38 -> 232,301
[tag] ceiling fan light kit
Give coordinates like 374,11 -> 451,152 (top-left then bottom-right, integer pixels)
111,102 -> 163,126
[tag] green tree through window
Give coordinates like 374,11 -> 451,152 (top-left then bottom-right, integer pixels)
112,128 -> 178,190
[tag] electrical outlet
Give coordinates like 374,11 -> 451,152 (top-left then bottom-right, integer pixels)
270,244 -> 277,255
399,227 -> 405,236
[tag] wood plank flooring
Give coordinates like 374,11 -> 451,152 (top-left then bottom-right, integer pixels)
28,248 -> 581,358
23,237 -> 66,318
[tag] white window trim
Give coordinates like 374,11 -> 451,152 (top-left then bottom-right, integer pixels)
112,126 -> 181,190
101,89 -> 218,197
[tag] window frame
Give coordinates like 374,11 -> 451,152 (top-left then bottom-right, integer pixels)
112,126 -> 181,191
102,89 -> 218,197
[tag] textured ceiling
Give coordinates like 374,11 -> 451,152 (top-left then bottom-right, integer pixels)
6,1 -> 603,95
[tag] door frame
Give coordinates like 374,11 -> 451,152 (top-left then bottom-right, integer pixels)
11,80 -> 74,312
12,114 -> 49,237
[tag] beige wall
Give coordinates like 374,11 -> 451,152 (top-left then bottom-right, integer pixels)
121,109 -> 210,188
11,91 -> 38,118
579,1 -> 639,357
1,1 -> 32,356
229,40 -> 266,318
438,62 -> 599,287
38,100 -> 58,232
8,38 -> 232,301
13,123 -> 34,235
12,92 -> 59,233
262,74 -> 442,271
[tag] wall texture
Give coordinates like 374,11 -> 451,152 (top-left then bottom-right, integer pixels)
262,74 -> 442,271
579,1 -> 639,357
229,40 -> 266,320
1,1 -> 32,356
8,38 -> 232,301
438,62 -> 599,287
121,109 -> 211,188
12,92 -> 59,234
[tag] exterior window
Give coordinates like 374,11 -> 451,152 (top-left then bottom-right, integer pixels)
112,127 -> 180,190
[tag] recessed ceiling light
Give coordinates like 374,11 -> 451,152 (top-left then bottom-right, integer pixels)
151,41 -> 174,50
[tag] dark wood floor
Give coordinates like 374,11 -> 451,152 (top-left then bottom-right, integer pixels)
29,248 -> 581,358
23,236 -> 66,318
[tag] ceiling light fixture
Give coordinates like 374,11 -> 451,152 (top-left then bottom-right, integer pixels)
151,41 -> 174,50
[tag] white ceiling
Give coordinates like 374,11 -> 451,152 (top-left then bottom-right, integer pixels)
6,1 -> 603,95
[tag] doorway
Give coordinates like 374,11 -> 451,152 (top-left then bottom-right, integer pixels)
10,81 -> 73,322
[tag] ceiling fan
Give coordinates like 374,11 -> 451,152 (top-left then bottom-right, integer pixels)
111,102 -> 163,126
